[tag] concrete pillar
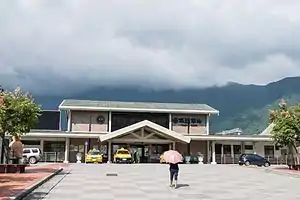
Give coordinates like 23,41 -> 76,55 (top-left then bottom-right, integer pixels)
107,141 -> 112,163
231,144 -> 234,164
40,139 -> 44,155
211,141 -> 216,164
67,110 -> 72,132
169,143 -> 172,150
169,114 -> 172,130
221,144 -> 224,164
241,142 -> 245,154
207,140 -> 210,163
253,142 -> 257,154
149,144 -> 152,155
173,141 -> 176,150
206,114 -> 210,134
108,111 -> 112,132
64,138 -> 70,163
59,111 -> 62,131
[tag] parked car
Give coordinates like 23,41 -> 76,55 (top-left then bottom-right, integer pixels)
114,148 -> 132,163
149,153 -> 160,163
22,148 -> 42,164
159,154 -> 166,163
238,154 -> 270,167
85,150 -> 103,163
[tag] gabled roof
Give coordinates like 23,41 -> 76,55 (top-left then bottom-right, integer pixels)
99,120 -> 191,143
59,99 -> 219,114
215,128 -> 243,135
260,123 -> 275,136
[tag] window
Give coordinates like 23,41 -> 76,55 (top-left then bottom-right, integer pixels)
223,145 -> 231,154
264,145 -> 274,157
88,150 -> 101,155
254,154 -> 264,160
172,117 -> 202,126
117,150 -> 130,154
22,140 -> 40,145
233,145 -> 241,154
190,118 -> 202,125
32,149 -> 39,153
34,111 -> 60,130
245,145 -> 253,150
23,149 -> 31,154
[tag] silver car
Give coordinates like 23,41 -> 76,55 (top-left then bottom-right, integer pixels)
23,148 -> 42,164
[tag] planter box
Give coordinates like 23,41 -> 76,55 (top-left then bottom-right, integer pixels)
6,164 -> 18,173
17,164 -> 27,173
0,164 -> 27,173
0,165 -> 7,173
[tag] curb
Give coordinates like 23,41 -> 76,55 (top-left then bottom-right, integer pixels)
9,167 -> 64,200
264,168 -> 300,178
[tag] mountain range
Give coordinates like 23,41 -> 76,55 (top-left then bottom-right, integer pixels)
33,76 -> 300,134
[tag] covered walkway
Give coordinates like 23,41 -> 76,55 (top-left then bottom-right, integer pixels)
99,120 -> 191,162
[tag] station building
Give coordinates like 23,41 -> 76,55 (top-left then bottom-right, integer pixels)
19,99 -> 277,164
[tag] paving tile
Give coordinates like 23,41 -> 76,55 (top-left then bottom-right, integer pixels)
23,164 -> 300,200
0,163 -> 67,200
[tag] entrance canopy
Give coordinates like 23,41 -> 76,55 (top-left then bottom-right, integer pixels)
99,120 -> 191,143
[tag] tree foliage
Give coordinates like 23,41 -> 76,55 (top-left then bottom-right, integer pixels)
0,87 -> 41,137
269,99 -> 300,163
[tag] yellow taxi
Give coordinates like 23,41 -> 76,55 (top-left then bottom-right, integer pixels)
160,154 -> 166,163
113,148 -> 132,163
85,149 -> 103,163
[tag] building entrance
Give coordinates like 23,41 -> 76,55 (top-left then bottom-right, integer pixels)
112,143 -> 170,163
131,145 -> 148,163
130,144 -> 169,163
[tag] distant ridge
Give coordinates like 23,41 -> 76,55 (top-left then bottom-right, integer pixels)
32,76 -> 300,134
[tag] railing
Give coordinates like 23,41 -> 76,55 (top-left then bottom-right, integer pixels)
42,152 -> 64,163
215,154 -> 299,165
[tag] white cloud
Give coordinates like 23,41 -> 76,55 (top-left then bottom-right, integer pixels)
0,0 -> 300,94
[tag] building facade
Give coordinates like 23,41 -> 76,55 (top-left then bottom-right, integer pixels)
18,99 -> 280,164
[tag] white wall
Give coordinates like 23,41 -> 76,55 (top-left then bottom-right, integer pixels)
216,141 -> 280,157
254,142 -> 280,157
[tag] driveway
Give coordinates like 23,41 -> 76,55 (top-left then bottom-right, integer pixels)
25,164 -> 300,200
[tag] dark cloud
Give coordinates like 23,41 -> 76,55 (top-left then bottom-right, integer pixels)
0,0 -> 300,94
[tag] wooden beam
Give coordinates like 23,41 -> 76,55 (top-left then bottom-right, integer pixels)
131,132 -> 142,139
141,128 -> 144,138
144,132 -> 155,139
111,138 -> 172,144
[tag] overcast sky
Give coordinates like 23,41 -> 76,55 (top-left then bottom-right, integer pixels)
1,0 -> 300,94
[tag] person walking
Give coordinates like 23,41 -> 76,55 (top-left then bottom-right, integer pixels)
163,150 -> 183,189
9,135 -> 23,164
169,162 -> 179,188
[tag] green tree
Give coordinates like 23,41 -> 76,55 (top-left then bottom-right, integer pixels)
0,87 -> 41,164
269,99 -> 300,167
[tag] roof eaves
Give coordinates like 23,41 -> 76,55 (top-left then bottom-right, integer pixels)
59,105 -> 219,114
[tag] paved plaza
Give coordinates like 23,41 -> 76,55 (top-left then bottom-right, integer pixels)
25,164 -> 300,200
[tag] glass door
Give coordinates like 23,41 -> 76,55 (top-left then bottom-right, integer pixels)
131,145 -> 148,163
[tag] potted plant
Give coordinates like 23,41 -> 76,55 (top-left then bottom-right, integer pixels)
185,155 -> 191,164
190,154 -> 199,164
76,152 -> 82,163
198,152 -> 203,164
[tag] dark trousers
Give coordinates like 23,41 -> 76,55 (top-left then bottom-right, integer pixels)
170,169 -> 179,181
